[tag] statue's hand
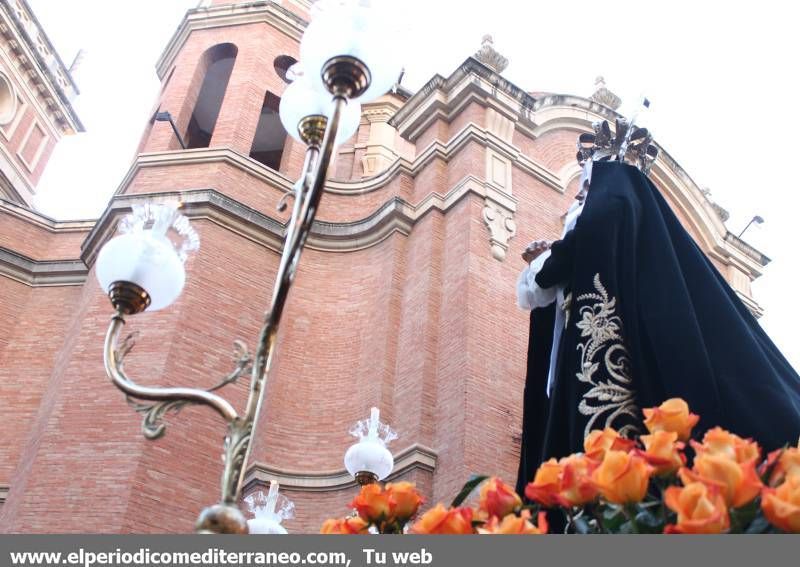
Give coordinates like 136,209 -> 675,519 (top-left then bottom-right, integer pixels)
522,240 -> 551,264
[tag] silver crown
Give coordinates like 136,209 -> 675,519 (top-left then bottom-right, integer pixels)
576,118 -> 658,175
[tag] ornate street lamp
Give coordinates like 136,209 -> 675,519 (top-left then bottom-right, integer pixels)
244,481 -> 295,534
96,0 -> 402,533
344,407 -> 397,485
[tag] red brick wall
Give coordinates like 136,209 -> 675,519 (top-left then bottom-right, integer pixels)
0,3 -> 752,534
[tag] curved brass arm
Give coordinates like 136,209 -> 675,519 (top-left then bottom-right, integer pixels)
104,313 -> 239,423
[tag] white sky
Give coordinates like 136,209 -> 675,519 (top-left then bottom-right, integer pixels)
28,0 -> 800,369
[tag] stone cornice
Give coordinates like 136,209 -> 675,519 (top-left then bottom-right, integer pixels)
390,57 -> 537,136
155,1 -> 307,80
0,0 -> 83,133
242,444 -> 437,493
0,246 -> 86,286
0,198 -> 95,232
96,165 -> 511,262
85,174 -> 507,266
724,232 -> 771,268
115,147 -> 295,197
118,124 -> 567,201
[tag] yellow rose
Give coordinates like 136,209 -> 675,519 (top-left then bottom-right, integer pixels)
349,483 -> 393,524
410,504 -> 474,534
691,427 -> 760,464
642,398 -> 699,441
591,450 -> 653,504
558,453 -> 600,507
768,446 -> 800,487
477,510 -> 548,534
638,431 -> 686,475
664,482 -> 730,534
762,475 -> 800,533
385,481 -> 424,523
524,458 -> 563,507
679,454 -> 762,508
583,428 -> 636,461
478,477 -> 522,520
320,516 -> 370,534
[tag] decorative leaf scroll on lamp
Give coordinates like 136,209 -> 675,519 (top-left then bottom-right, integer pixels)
96,0 -> 403,533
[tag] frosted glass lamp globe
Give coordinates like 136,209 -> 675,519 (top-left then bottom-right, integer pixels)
279,73 -> 361,144
95,203 -> 199,313
300,0 -> 402,102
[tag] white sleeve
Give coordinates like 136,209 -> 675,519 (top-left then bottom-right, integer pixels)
516,249 -> 557,310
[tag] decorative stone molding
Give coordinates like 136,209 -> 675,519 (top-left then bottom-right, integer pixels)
482,147 -> 516,260
0,0 -> 83,133
87,174 -> 520,264
0,246 -> 86,286
482,204 -> 516,261
360,101 -> 403,177
474,35 -> 508,74
589,76 -> 622,110
485,107 -> 514,143
0,484 -> 8,505
242,444 -> 437,493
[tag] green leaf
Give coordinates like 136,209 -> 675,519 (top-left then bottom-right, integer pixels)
451,475 -> 489,508
602,505 -> 626,531
634,509 -> 663,534
730,499 -> 759,532
617,520 -> 633,534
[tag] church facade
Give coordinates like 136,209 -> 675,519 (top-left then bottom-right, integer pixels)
0,0 -> 769,533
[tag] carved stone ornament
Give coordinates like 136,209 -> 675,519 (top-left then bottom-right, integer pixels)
482,203 -> 517,261
474,35 -> 508,74
589,76 -> 622,110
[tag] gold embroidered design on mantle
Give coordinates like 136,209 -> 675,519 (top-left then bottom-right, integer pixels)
575,274 -> 640,437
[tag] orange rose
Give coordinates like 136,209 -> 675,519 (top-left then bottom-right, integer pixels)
679,454 -> 762,508
410,504 -> 474,534
691,427 -> 761,464
385,481 -> 424,522
558,453 -> 600,507
767,446 -> 800,487
642,398 -> 699,441
762,475 -> 800,533
664,482 -> 730,534
321,516 -> 370,534
477,510 -> 548,534
524,458 -> 563,507
637,431 -> 686,475
583,428 -> 636,461
478,477 -> 522,519
349,483 -> 393,523
591,450 -> 654,504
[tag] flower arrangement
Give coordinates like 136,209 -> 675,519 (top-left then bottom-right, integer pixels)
321,398 -> 800,534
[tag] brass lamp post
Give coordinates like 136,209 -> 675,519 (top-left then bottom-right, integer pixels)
96,0 -> 402,533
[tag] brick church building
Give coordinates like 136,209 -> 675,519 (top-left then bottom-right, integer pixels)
0,0 -> 769,532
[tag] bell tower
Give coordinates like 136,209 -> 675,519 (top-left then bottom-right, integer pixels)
1,0 -> 319,533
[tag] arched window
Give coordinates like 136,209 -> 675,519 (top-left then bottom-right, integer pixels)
185,43 -> 237,149
249,91 -> 286,170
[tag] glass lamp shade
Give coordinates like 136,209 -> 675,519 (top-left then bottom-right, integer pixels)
95,231 -> 185,312
247,518 -> 288,535
279,74 -> 361,144
300,1 -> 403,102
344,438 -> 394,480
244,484 -> 294,535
